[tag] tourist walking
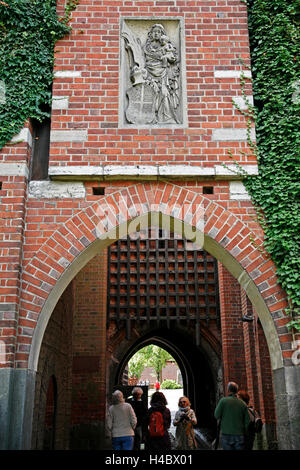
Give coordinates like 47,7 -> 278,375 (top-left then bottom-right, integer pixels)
107,390 -> 137,450
147,391 -> 171,452
173,396 -> 197,450
214,382 -> 250,450
127,387 -> 148,450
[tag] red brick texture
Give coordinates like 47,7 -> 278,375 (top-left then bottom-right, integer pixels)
31,281 -> 74,449
0,174 -> 27,368
50,0 -> 256,168
218,267 -> 276,431
0,0 -> 298,451
1,0 -> 294,373
218,263 -> 247,388
71,251 -> 108,424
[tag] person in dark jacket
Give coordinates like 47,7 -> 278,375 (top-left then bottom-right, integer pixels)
127,387 -> 148,450
147,391 -> 171,451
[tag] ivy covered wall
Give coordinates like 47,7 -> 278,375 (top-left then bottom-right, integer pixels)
0,0 -> 77,148
244,0 -> 300,328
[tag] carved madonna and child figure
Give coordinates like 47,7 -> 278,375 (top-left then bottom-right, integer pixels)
121,21 -> 185,126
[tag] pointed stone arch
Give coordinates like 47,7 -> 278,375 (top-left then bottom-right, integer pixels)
110,328 -> 219,429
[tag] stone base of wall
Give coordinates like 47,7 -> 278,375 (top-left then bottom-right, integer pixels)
70,422 -> 106,450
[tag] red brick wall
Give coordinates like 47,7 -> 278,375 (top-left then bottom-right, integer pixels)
257,319 -> 276,424
20,179 -> 263,274
139,361 -> 180,385
219,266 -> 277,437
0,0 -> 294,375
0,173 -> 27,368
218,262 -> 247,389
241,290 -> 260,405
31,281 -> 74,450
0,0 -> 296,451
71,251 -> 107,425
51,0 -> 255,168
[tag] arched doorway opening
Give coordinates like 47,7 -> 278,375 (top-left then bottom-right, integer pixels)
27,203 -> 283,377
123,344 -> 183,389
30,215 -> 278,450
113,331 -> 219,434
24,182 -> 292,449
105,227 -> 222,438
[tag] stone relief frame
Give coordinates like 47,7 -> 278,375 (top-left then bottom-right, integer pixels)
119,17 -> 188,129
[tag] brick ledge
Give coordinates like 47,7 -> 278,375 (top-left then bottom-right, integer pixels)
48,164 -> 259,181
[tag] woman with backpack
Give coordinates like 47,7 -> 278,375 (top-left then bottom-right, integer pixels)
173,396 -> 198,450
147,391 -> 171,451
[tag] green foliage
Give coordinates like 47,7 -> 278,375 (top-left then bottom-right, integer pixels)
0,0 -> 78,150
144,345 -> 172,382
241,0 -> 300,328
128,349 -> 148,379
160,379 -> 182,390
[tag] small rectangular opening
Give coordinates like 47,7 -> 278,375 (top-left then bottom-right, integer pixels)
92,186 -> 105,196
203,186 -> 214,194
0,182 -> 2,190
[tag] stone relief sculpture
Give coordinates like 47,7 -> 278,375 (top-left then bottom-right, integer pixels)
122,23 -> 181,125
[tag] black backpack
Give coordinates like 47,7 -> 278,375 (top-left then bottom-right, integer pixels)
248,407 -> 263,433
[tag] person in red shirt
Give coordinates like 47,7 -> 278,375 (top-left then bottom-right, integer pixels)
155,381 -> 160,391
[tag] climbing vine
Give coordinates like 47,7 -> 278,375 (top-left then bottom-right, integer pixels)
239,1 -> 300,329
0,0 -> 78,149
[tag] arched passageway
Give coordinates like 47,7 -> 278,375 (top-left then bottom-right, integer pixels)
113,330 -> 220,432
31,227 -> 276,450
5,183 -> 298,450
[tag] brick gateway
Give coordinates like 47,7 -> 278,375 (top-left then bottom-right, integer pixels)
26,192 -> 280,450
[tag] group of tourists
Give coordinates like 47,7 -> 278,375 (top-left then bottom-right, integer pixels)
106,387 -> 197,451
106,381 -> 262,451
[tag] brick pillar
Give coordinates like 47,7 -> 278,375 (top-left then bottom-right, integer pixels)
241,290 -> 260,405
70,249 -> 107,449
256,317 -> 277,448
0,174 -> 27,366
0,169 -> 28,449
241,289 -> 277,448
241,294 -> 277,424
218,263 -> 247,391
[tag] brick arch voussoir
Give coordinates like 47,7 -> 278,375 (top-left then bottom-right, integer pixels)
20,183 -> 288,370
203,200 -> 279,296
21,184 -> 165,322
